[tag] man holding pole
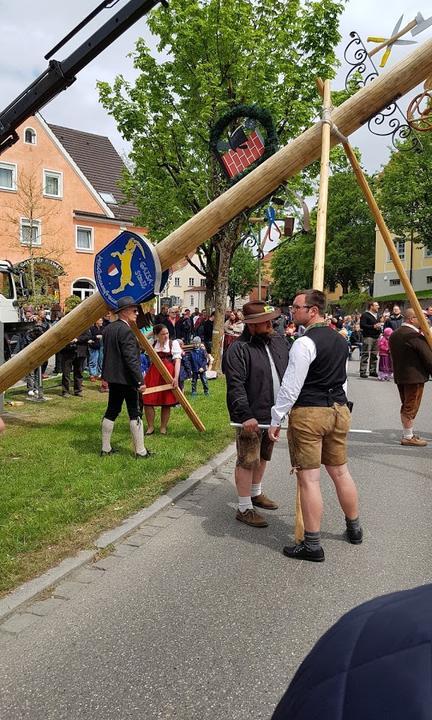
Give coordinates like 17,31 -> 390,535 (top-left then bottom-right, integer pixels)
223,301 -> 290,528
101,296 -> 151,459
268,289 -> 362,562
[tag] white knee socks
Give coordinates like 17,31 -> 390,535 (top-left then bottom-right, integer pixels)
130,417 -> 147,456
101,418 -> 114,452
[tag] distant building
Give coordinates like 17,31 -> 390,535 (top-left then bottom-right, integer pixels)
0,114 -> 146,304
374,228 -> 432,303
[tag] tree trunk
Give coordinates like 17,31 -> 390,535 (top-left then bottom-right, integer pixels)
212,245 -> 231,373
204,282 -> 215,313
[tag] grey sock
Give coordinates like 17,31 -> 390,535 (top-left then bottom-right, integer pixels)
304,530 -> 321,551
346,516 -> 361,531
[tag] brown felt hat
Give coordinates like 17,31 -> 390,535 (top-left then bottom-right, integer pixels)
242,301 -> 281,324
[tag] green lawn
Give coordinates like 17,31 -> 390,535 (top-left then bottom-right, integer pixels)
0,376 -> 234,595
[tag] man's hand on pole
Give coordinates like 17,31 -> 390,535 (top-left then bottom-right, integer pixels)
268,425 -> 281,442
242,418 -> 259,433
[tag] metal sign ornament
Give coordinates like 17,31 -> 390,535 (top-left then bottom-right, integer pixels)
94,230 -> 162,309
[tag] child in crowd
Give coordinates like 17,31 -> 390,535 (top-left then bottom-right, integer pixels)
377,327 -> 393,381
349,323 -> 362,360
190,336 -> 209,396
177,339 -> 192,391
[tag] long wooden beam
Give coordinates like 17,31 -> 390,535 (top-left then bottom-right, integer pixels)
2,37 -> 432,393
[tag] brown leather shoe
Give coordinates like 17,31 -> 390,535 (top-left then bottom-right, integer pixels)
400,435 -> 428,447
252,492 -> 279,510
236,508 -> 268,528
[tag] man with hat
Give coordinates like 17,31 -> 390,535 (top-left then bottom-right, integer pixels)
223,301 -> 290,527
269,289 -> 362,562
101,296 -> 151,458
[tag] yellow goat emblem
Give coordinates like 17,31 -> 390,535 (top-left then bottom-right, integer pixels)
110,238 -> 141,295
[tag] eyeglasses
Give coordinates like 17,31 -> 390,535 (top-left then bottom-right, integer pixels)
292,304 -> 312,311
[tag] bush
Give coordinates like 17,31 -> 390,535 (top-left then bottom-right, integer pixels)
338,291 -> 371,314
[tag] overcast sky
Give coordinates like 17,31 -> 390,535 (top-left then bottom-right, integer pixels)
0,0 -> 429,171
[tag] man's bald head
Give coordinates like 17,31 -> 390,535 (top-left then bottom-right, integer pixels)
404,308 -> 419,325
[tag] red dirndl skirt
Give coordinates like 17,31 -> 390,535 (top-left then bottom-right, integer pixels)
143,358 -> 177,407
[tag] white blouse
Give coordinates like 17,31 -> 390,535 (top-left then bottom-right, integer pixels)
153,338 -> 182,360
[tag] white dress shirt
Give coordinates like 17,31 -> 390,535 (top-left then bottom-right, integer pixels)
271,335 -> 317,426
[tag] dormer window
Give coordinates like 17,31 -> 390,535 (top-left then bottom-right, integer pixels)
24,128 -> 37,145
100,191 -> 117,204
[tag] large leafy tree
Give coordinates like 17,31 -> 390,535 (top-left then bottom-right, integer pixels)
228,245 -> 258,309
271,148 -> 376,300
98,0 -> 344,366
378,133 -> 432,251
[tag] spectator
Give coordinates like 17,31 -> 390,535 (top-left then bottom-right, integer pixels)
142,323 -> 182,435
190,336 -> 209,396
60,326 -> 92,397
389,307 -> 432,447
384,304 -> 403,331
88,318 -> 104,381
203,311 -> 214,353
359,300 -> 382,378
223,310 -> 244,351
272,584 -> 432,720
349,323 -> 362,360
177,308 -> 194,344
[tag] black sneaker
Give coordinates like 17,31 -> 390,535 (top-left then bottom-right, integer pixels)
369,373 -> 378,378
346,525 -> 363,544
283,542 -> 325,562
136,450 -> 155,459
100,448 -> 117,457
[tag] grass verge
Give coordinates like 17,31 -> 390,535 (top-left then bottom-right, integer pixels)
0,376 -> 234,596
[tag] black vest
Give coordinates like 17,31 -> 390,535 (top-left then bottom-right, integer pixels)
294,326 -> 348,408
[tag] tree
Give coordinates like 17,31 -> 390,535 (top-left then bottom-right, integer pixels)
1,168 -> 65,302
325,164 -> 376,294
270,232 -> 314,303
228,245 -> 258,308
98,0 -> 344,368
378,133 -> 432,251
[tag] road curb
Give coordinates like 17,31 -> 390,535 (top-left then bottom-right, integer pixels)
0,442 -> 236,624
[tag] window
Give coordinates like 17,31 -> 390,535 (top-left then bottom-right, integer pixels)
76,226 -> 93,252
20,218 -> 41,246
188,277 -> 194,287
0,271 -> 13,299
427,276 -> 432,284
0,162 -> 17,190
424,247 -> 432,259
43,170 -> 63,198
174,277 -> 180,287
24,128 -> 36,144
100,191 -> 117,204
72,279 -> 96,301
387,239 -> 405,262
189,295 -> 194,307
389,279 -> 401,286
200,278 -> 206,287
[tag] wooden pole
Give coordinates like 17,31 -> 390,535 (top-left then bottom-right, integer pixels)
2,37 -> 432,393
313,79 -> 332,290
131,324 -> 206,432
294,78 -> 331,545
368,19 -> 417,58
315,78 -> 432,347
341,142 -> 432,346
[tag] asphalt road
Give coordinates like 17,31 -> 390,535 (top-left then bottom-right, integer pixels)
1,361 -> 431,719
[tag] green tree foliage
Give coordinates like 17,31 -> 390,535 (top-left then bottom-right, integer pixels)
98,0 -> 344,363
228,245 -> 258,308
270,232 -> 315,303
378,133 -> 432,250
271,148 -> 376,301
325,162 -> 376,294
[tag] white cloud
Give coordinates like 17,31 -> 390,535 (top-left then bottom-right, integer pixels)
0,0 -> 430,169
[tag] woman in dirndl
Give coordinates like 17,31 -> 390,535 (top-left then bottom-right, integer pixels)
142,324 -> 182,435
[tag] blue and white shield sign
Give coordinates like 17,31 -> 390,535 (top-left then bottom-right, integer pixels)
94,231 -> 162,309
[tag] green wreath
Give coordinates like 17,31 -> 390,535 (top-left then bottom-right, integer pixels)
209,104 -> 278,185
